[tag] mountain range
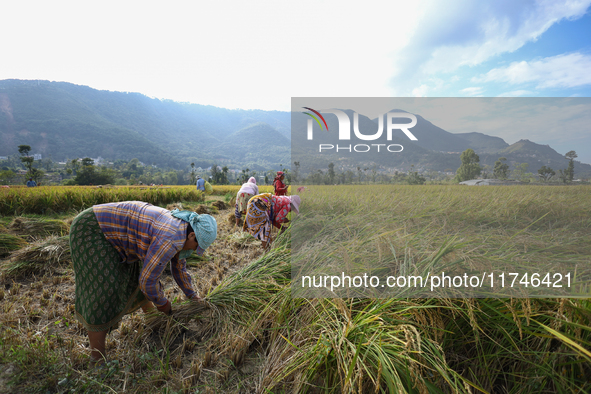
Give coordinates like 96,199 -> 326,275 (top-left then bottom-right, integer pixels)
1,79 -> 589,178
291,108 -> 591,177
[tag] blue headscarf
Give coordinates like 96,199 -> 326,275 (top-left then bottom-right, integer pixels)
170,210 -> 217,255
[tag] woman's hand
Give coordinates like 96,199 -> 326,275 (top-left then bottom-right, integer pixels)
157,300 -> 172,315
191,294 -> 203,303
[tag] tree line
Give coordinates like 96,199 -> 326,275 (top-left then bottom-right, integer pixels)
0,146 -> 193,186
293,149 -> 581,186
0,144 -> 290,187
1,144 -> 581,187
455,149 -> 579,183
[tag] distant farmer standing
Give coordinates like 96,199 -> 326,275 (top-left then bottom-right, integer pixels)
243,194 -> 300,249
273,171 -> 288,196
234,177 -> 259,226
26,177 -> 37,187
196,175 -> 205,191
69,201 -> 217,364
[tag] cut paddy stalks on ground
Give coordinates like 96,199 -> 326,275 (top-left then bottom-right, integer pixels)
227,231 -> 258,247
0,233 -> 27,258
8,217 -> 70,240
145,246 -> 291,334
0,235 -> 71,279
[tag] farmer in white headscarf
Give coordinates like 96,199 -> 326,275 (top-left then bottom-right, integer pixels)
234,177 -> 259,226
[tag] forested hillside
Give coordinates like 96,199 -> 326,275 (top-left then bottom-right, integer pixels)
0,80 -> 290,169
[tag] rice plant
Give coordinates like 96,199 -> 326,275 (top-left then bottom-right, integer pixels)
0,185 -> 206,215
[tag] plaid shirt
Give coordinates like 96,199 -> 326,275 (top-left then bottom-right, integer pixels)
93,201 -> 196,307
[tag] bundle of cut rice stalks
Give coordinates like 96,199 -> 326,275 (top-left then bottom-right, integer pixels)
166,202 -> 184,211
0,233 -> 28,258
211,200 -> 228,210
227,231 -> 257,247
195,204 -> 218,215
1,235 -> 71,279
9,217 -> 70,240
145,247 -> 290,334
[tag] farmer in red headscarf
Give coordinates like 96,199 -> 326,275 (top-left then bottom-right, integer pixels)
273,171 -> 288,196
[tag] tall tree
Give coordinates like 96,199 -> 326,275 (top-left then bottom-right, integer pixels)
537,165 -> 555,182
493,157 -> 509,180
455,149 -> 482,182
18,145 -> 31,156
18,144 -> 34,172
211,164 -> 229,184
565,150 -> 577,182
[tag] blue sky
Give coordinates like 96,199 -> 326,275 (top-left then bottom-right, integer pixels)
1,0 -> 590,163
418,10 -> 591,98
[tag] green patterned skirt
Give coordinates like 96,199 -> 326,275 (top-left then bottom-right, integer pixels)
70,208 -> 148,332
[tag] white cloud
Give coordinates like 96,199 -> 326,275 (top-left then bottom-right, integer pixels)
474,53 -> 591,89
391,0 -> 591,95
497,90 -> 534,97
460,87 -> 484,97
412,85 -> 430,97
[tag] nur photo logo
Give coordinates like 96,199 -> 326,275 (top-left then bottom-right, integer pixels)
303,108 -> 418,153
